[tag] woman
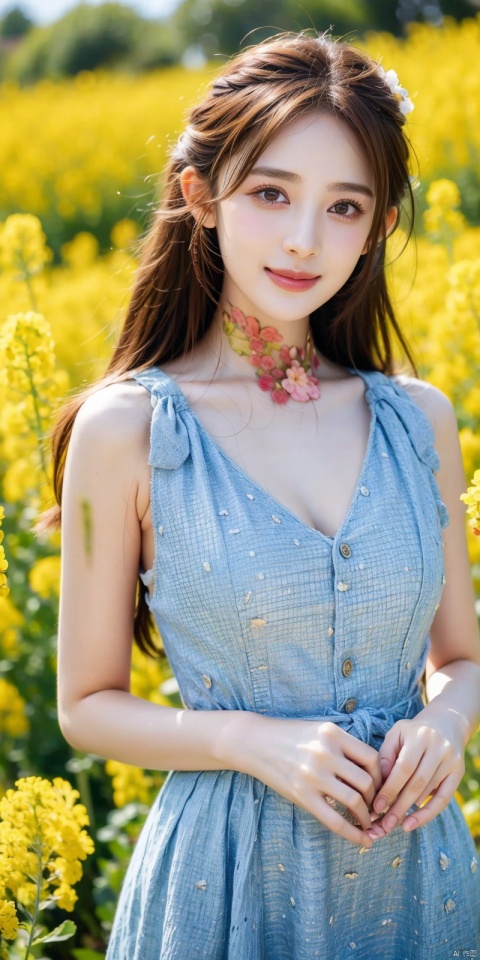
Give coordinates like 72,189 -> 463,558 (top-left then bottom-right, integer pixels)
47,28 -> 480,958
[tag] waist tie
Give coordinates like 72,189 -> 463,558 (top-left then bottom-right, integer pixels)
276,687 -> 426,751
308,688 -> 425,750
313,688 -> 425,750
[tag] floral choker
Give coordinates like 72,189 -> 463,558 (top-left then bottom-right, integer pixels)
222,305 -> 321,404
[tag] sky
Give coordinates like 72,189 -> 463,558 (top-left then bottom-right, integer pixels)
0,0 -> 181,24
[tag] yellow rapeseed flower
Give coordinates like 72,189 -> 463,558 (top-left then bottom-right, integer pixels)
1,457 -> 40,506
60,231 -> 99,268
0,898 -> 18,941
0,776 -> 94,913
425,178 -> 462,210
110,218 -> 140,251
130,641 -> 172,706
423,178 -> 466,249
0,311 -> 59,497
0,507 -> 8,598
0,679 -> 29,738
0,311 -> 55,398
105,759 -> 154,807
0,213 -> 53,280
28,556 -> 61,599
460,470 -> 480,536
446,259 -> 480,327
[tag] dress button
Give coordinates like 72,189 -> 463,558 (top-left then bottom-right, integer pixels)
360,485 -> 370,496
337,581 -> 349,591
344,698 -> 357,712
339,543 -> 352,558
342,659 -> 353,677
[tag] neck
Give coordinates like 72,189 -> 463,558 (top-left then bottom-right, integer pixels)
210,300 -> 320,404
216,296 -> 309,355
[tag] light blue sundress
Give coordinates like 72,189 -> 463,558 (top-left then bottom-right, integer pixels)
105,364 -> 480,960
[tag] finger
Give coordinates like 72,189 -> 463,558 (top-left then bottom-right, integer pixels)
369,758 -> 395,820
378,755 -> 395,787
341,736 -> 384,793
316,795 -> 375,848
376,723 -> 403,784
332,778 -> 374,831
401,773 -> 456,833
337,757 -> 378,808
376,755 -> 443,834
372,742 -> 426,816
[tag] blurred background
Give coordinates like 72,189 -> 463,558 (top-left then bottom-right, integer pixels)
0,0 -> 479,258
0,0 -> 479,77
1,2 -> 480,956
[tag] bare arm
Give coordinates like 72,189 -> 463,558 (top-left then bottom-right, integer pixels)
422,386 -> 480,746
57,380 -> 256,772
394,377 -> 480,747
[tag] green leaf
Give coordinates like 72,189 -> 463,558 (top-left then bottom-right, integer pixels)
229,328 -> 250,356
31,918 -> 77,945
38,897 -> 58,910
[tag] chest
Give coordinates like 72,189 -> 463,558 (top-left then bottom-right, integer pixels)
139,374 -> 373,554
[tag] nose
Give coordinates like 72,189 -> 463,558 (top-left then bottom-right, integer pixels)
282,209 -> 320,259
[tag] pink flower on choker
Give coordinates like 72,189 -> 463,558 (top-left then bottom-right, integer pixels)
222,306 -> 321,405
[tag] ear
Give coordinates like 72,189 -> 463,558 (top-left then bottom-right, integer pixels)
361,205 -> 399,255
383,204 -> 399,239
179,165 -> 216,228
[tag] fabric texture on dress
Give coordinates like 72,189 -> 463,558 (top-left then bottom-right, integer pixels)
105,364 -> 480,960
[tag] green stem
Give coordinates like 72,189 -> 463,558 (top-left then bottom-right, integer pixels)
445,237 -> 455,266
17,250 -> 38,312
75,764 -> 95,834
19,340 -> 50,485
24,273 -> 38,313
23,836 -> 43,960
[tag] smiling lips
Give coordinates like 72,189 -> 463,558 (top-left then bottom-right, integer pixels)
268,268 -> 319,279
265,267 -> 321,290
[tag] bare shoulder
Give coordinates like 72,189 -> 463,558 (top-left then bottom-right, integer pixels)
74,376 -> 152,438
391,373 -> 457,444
67,377 -> 153,519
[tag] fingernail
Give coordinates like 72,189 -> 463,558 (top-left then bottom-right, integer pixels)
383,813 -> 398,830
367,830 -> 381,840
375,797 -> 387,812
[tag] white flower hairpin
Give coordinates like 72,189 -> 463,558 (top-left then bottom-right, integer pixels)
376,65 -> 414,116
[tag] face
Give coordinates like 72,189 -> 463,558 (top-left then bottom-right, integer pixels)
182,111 -> 396,330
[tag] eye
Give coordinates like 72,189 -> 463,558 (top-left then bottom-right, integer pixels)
330,199 -> 365,219
250,185 -> 287,206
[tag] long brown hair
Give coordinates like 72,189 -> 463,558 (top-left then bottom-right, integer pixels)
35,28 -> 419,657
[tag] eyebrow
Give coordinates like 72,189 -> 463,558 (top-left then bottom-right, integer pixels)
249,165 -> 375,199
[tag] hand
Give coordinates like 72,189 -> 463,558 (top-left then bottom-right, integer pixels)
235,714 -> 384,848
367,711 -> 465,839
